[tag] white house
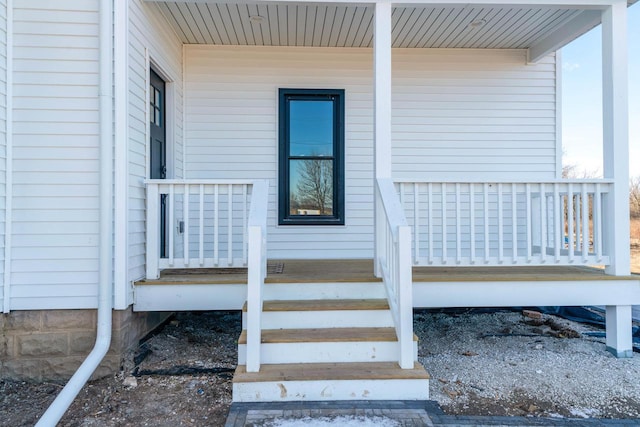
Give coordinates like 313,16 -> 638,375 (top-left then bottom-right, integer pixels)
1,0 -> 638,417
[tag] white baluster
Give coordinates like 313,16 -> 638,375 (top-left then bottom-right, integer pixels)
428,183 -> 433,264
526,183 -> 532,262
214,185 -> 219,266
498,183 -> 504,264
441,183 -> 447,264
184,183 -> 190,266
228,184 -> 233,266
512,183 -> 517,263
455,183 -> 461,264
554,183 -> 560,263
568,183 -> 574,262
413,183 -> 419,264
470,183 -> 475,264
199,184 -> 204,266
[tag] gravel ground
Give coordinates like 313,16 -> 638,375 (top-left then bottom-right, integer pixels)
418,309 -> 640,419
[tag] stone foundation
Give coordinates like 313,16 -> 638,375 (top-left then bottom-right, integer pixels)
1,308 -> 171,382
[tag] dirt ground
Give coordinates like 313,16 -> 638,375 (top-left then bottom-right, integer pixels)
2,250 -> 640,426
1,311 -> 240,427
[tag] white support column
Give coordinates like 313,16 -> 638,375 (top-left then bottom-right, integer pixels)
373,0 -> 392,277
602,2 -> 632,359
374,0 -> 392,179
602,1 -> 630,276
605,305 -> 633,358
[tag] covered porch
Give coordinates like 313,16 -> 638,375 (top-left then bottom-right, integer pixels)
130,0 -> 636,402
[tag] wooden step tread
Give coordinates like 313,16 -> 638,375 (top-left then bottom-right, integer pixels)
242,299 -> 389,312
233,362 -> 430,383
238,327 -> 417,344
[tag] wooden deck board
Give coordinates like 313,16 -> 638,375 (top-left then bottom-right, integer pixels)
135,259 -> 637,286
412,265 -> 638,282
238,327 -> 417,344
233,362 -> 430,383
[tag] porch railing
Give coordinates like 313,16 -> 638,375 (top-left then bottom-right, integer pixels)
396,179 -> 613,267
376,178 -> 414,369
245,180 -> 269,373
146,179 -> 263,279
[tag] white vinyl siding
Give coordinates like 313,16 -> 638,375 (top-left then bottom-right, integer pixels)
184,46 -> 557,259
0,0 -> 6,310
128,0 -> 183,286
393,49 -> 557,180
10,0 -> 100,309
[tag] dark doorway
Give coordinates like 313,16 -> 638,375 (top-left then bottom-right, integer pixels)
150,69 -> 167,257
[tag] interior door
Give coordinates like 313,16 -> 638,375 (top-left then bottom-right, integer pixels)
150,69 -> 167,257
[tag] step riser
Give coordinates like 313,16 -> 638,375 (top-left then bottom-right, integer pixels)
232,379 -> 430,402
241,310 -> 394,329
238,342 -> 417,364
264,283 -> 386,301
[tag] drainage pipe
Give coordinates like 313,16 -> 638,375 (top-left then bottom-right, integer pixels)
35,0 -> 114,424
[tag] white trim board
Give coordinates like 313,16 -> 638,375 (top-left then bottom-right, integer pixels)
133,279 -> 640,311
413,279 -> 640,308
133,283 -> 247,311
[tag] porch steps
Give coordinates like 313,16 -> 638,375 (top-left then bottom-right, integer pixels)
241,298 -> 393,329
232,362 -> 430,402
237,327 -> 418,364
234,278 -> 429,402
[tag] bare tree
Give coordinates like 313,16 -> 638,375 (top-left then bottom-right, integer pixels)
562,163 -> 600,179
630,176 -> 640,219
562,163 -> 577,179
294,159 -> 333,215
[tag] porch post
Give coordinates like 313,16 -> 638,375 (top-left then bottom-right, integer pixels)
606,305 -> 633,358
602,0 -> 629,276
373,0 -> 392,276
601,1 -> 632,358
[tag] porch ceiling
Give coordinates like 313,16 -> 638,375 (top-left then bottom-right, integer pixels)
153,2 -> 595,49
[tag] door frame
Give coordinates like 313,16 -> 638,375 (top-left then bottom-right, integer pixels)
147,59 -> 176,260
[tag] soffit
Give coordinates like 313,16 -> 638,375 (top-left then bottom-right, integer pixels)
154,2 -> 589,49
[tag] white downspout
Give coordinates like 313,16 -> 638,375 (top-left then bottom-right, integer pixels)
35,0 -> 114,424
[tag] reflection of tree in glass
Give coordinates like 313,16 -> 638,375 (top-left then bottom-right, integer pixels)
294,159 -> 333,215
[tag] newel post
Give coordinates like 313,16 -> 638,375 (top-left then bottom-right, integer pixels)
246,224 -> 263,372
146,182 -> 160,280
373,0 -> 392,276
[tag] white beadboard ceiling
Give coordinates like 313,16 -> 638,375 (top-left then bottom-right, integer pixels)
154,2 -> 589,48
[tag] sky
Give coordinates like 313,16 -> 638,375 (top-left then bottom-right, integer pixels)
561,3 -> 640,177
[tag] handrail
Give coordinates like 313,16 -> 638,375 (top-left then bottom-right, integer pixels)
394,178 -> 615,185
376,177 -> 414,369
145,178 -> 256,185
245,180 -> 269,373
145,180 -> 257,279
396,179 -> 613,267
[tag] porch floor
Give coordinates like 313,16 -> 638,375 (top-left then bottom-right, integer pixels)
136,259 -> 637,286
